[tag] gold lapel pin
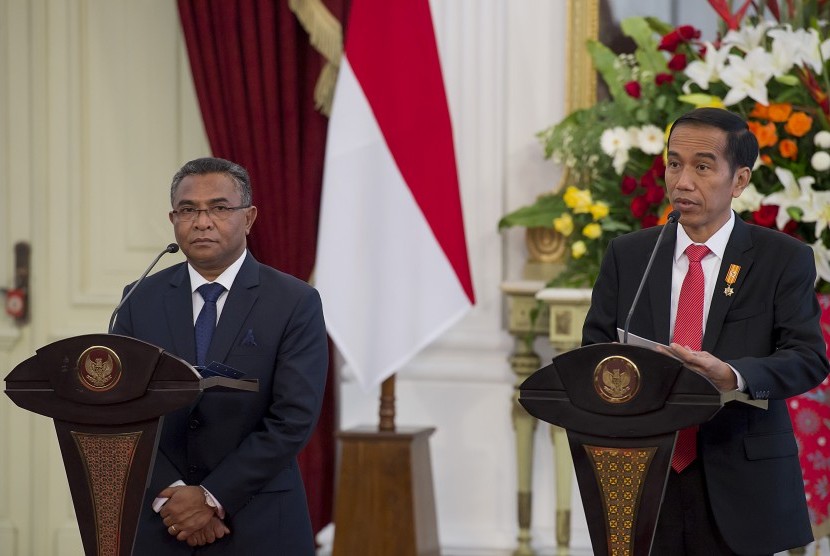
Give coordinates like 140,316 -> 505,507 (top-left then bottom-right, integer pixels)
724,264 -> 740,296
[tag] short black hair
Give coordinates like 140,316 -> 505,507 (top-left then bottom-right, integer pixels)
170,157 -> 252,207
667,107 -> 759,172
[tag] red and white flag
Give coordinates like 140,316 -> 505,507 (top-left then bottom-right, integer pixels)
316,0 -> 475,390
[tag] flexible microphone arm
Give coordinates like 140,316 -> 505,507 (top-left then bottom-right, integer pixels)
622,210 -> 680,344
108,243 -> 180,334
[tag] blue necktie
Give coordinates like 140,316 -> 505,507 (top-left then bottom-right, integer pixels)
194,283 -> 225,366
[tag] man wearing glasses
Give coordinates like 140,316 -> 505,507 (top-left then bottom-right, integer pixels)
113,157 -> 328,554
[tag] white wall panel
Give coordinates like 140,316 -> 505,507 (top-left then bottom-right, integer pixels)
0,0 -> 208,554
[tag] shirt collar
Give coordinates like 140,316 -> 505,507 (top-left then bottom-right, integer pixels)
674,210 -> 734,262
188,250 -> 247,293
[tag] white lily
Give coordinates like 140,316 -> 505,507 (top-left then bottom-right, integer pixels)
684,41 -> 730,91
809,190 -> 830,238
722,20 -> 773,52
719,49 -> 775,105
769,26 -> 824,74
732,184 -> 765,213
811,240 -> 830,284
764,167 -> 817,229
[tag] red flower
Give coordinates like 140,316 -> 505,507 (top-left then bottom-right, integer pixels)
621,175 -> 638,195
641,214 -> 659,228
624,81 -> 641,99
631,195 -> 649,218
645,186 -> 665,204
640,171 -> 657,189
658,25 -> 701,52
655,73 -> 675,86
668,53 -> 688,71
752,205 -> 778,228
650,155 -> 666,177
782,219 -> 802,239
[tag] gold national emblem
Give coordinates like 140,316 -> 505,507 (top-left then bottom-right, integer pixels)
77,346 -> 122,391
593,355 -> 641,404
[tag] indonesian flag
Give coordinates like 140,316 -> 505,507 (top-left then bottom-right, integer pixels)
316,0 -> 475,390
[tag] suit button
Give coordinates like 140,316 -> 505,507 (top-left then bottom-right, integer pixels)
189,419 -> 200,430
188,465 -> 198,475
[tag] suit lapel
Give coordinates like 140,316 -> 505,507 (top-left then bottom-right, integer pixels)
647,228 -> 677,345
164,264 -> 197,363
702,217 -> 754,351
205,253 -> 260,365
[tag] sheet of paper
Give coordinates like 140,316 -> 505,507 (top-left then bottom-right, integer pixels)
616,328 -> 672,352
616,328 -> 767,410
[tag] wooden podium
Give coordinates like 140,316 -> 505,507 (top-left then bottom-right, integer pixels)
4,333 -> 256,556
519,343 -> 723,555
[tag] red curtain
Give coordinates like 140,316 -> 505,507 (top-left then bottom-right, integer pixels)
177,0 -> 350,534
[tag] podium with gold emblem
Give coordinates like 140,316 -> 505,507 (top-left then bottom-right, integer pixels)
519,343 -> 723,555
4,333 -> 256,556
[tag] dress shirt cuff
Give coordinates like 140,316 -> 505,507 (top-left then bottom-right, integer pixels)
152,479 -> 185,513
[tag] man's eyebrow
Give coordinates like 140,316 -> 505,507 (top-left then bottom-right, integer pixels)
666,150 -> 718,161
174,197 -> 232,206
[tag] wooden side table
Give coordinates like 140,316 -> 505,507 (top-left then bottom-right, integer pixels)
332,426 -> 439,556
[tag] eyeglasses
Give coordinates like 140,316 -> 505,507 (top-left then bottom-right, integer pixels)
170,205 -> 250,222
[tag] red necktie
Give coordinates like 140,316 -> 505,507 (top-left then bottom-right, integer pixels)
671,244 -> 710,473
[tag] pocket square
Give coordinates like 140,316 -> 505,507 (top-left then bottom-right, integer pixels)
241,328 -> 257,347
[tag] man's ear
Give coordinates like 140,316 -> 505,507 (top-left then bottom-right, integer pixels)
732,167 -> 751,198
245,206 -> 258,234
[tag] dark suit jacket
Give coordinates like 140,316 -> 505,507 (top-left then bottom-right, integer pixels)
113,252 -> 328,555
583,215 -> 829,555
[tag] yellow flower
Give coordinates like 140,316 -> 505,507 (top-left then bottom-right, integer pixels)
588,202 -> 609,221
553,213 -> 574,236
571,240 -> 587,259
563,186 -> 592,214
582,223 -> 602,239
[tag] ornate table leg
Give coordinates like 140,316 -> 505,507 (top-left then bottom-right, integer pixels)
550,425 -> 573,548
511,345 -> 541,556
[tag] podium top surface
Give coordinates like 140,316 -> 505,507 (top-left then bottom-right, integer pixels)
5,333 -> 257,425
519,343 -> 724,437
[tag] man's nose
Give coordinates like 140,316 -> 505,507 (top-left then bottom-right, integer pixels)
193,210 -> 214,228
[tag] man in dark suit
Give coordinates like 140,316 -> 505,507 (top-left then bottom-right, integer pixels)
583,108 -> 829,555
113,157 -> 328,554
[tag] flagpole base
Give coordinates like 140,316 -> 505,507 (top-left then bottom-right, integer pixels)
332,426 -> 439,556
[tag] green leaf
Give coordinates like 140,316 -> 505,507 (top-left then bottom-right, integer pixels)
643,17 -> 674,36
498,194 -> 568,230
622,17 -> 667,75
587,40 -> 633,106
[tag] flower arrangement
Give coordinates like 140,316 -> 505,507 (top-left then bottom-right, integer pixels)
500,0 -> 830,291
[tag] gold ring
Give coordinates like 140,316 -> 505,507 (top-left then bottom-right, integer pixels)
171,524 -> 178,533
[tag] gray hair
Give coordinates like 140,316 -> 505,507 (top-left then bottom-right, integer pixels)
170,157 -> 252,207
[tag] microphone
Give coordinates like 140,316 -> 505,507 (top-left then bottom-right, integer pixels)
622,210 -> 680,344
108,243 -> 179,334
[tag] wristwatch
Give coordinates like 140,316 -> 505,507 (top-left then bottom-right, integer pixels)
199,485 -> 218,509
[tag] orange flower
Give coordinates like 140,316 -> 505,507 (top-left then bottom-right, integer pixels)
657,204 -> 674,225
767,103 -> 792,122
748,120 -> 778,148
779,139 -> 798,160
784,112 -> 813,137
749,103 -> 769,119
760,154 -> 773,165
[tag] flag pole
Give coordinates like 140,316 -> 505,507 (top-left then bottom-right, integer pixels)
379,374 -> 396,431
